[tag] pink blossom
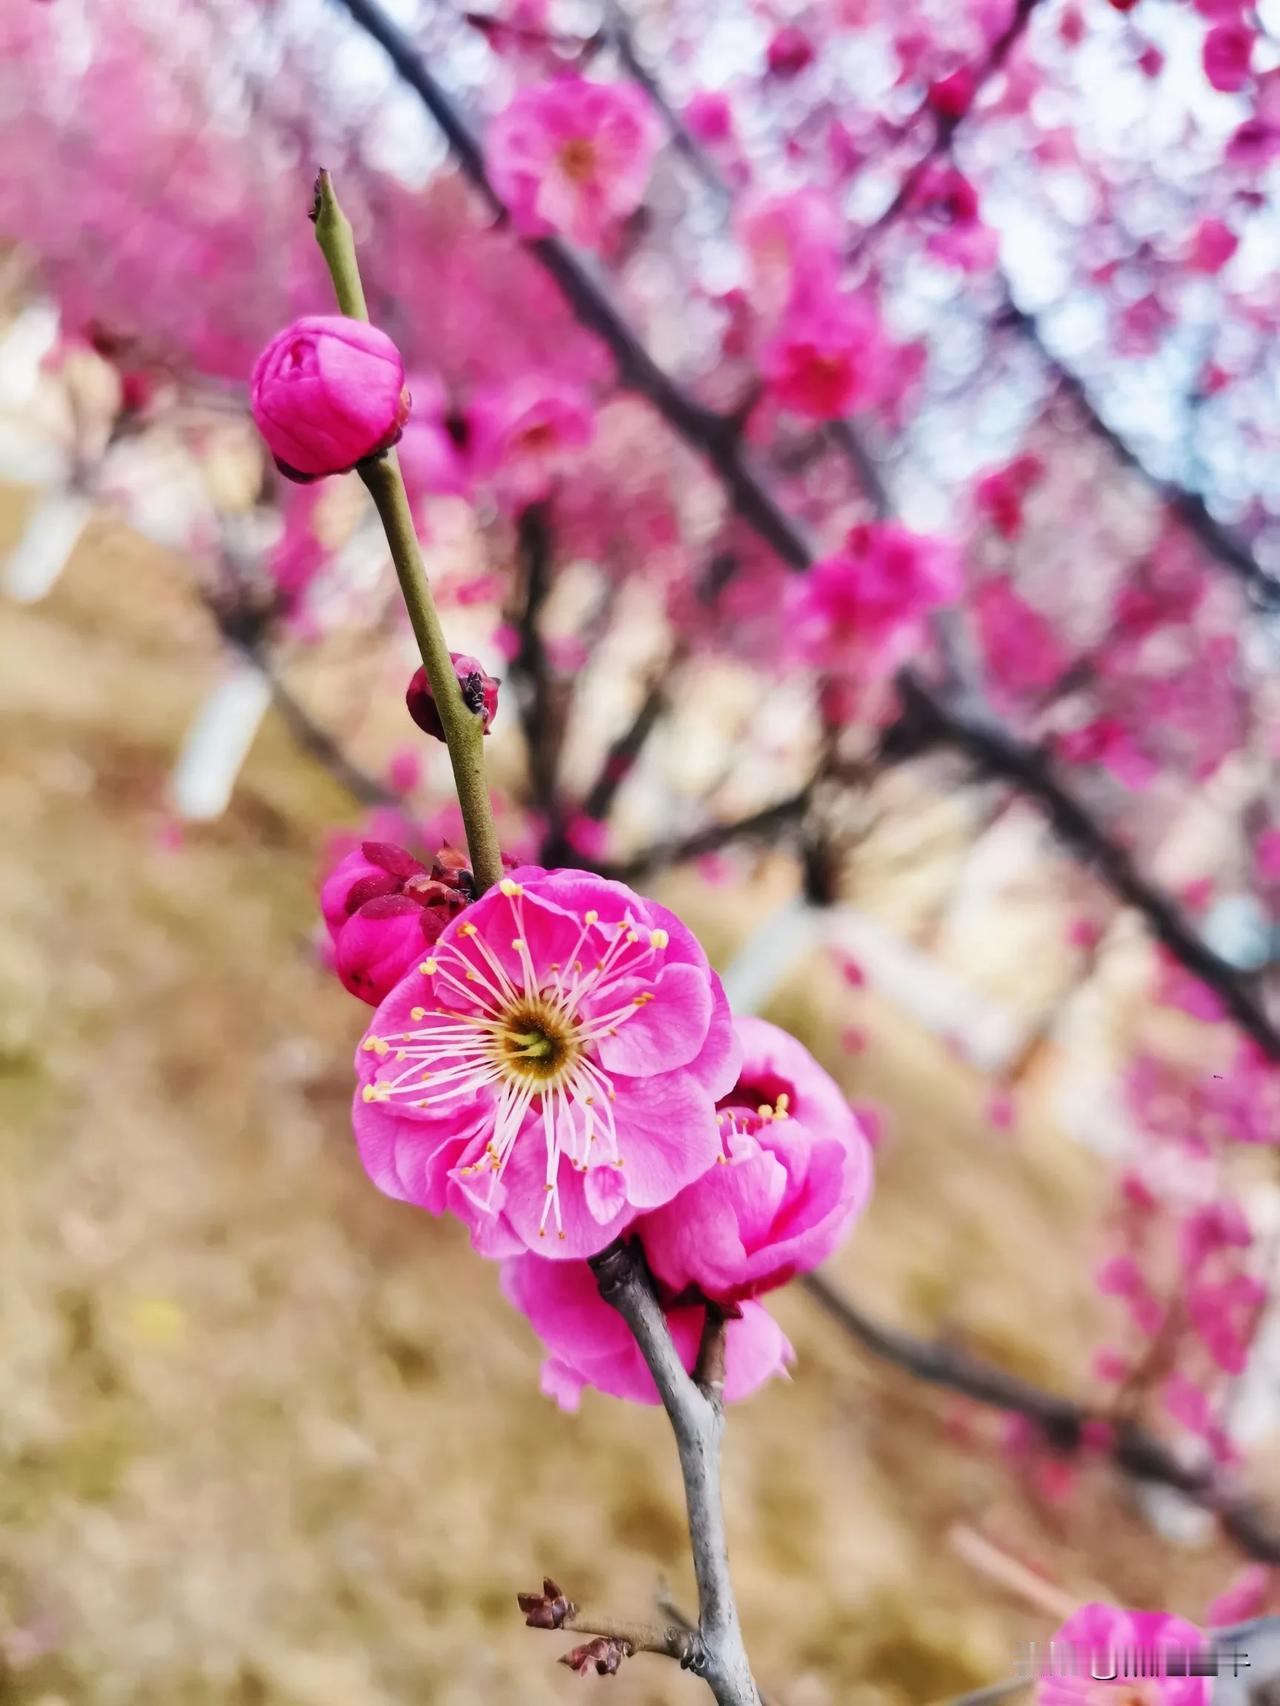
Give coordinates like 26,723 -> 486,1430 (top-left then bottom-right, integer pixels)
928,67 -> 977,119
1203,23 -> 1254,92
737,191 -> 844,312
501,1252 -> 792,1410
765,26 -> 816,78
1206,1565 -> 1271,1627
685,90 -> 736,147
1038,1605 -> 1208,1706
353,868 -> 738,1257
405,655 -> 500,742
975,577 -> 1068,701
1227,116 -> 1280,166
911,166 -> 997,272
1256,828 -> 1280,883
1154,950 -> 1227,1023
1056,717 -> 1157,790
1186,217 -> 1239,274
396,374 -> 472,506
641,1017 -> 872,1302
1095,1254 -> 1162,1335
321,841 -> 470,1005
487,77 -> 659,248
759,289 -> 887,420
251,316 -> 410,482
468,376 -> 594,506
790,522 -> 963,684
974,455 -> 1044,539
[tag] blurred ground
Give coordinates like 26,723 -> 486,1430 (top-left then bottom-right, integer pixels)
0,487 -> 1261,1706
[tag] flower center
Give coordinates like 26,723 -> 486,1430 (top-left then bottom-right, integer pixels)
558,136 -> 598,182
496,996 -> 581,1083
360,880 -> 671,1239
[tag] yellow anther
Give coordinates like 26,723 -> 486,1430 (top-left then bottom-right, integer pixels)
544,1183 -> 554,1193
360,1036 -> 379,1052
410,1006 -> 426,1021
632,992 -> 654,1006
511,937 -> 525,950
395,1050 -> 407,1062
585,909 -> 599,924
461,923 -> 478,936
361,1085 -> 376,1102
649,927 -> 670,950
626,931 -> 638,944
776,1092 -> 790,1112
716,1153 -> 728,1164
557,1231 -> 566,1241
757,1103 -> 773,1119
499,878 -> 522,896
419,958 -> 438,975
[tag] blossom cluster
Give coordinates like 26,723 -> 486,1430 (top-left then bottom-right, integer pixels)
338,860 -> 871,1408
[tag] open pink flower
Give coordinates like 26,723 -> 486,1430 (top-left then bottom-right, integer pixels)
1039,1605 -> 1208,1706
501,1252 -> 793,1410
353,868 -> 738,1257
321,841 -> 470,1005
468,377 -> 595,507
251,316 -> 409,482
487,77 -> 659,248
642,1017 -> 872,1302
790,522 -> 962,682
396,373 -> 473,506
760,289 -> 887,420
1203,22 -> 1253,92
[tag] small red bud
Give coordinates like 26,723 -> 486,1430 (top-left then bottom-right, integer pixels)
406,655 -> 499,741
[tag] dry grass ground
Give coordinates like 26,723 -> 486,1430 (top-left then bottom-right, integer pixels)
0,488 -> 1262,1705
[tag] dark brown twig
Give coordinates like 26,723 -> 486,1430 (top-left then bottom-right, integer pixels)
803,1272 -> 1280,1564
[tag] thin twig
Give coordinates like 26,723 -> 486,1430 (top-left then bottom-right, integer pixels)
590,1240 -> 762,1705
803,1272 -> 1280,1564
888,670 -> 1280,1057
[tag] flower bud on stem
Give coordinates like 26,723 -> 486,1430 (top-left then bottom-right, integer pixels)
309,170 -> 503,894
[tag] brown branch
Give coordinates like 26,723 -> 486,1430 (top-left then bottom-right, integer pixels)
888,669 -> 1280,1058
508,506 -> 566,851
517,1576 -> 703,1670
847,0 -> 1042,266
993,288 -> 1278,604
802,1272 -> 1280,1564
589,1239 -> 762,1705
598,782 -> 815,883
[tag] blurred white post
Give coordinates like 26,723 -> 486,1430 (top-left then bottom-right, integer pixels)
3,488 -> 93,602
168,652 -> 273,821
722,896 -> 1028,1073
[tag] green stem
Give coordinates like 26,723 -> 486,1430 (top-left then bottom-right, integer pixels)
309,170 -> 504,895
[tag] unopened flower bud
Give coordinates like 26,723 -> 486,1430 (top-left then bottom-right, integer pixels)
251,315 -> 410,483
320,839 -> 468,1005
405,655 -> 499,742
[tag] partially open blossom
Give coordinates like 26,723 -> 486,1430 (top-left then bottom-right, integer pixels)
1186,216 -> 1239,273
502,1252 -> 793,1410
353,868 -> 738,1257
487,77 -> 659,248
321,840 -> 471,1005
974,454 -> 1043,539
1038,1605 -> 1208,1706
684,90 -> 736,146
251,316 -> 409,482
406,655 -> 499,742
765,26 -> 816,77
927,66 -> 977,119
790,522 -> 963,683
468,377 -> 595,507
1057,716 -> 1157,790
911,165 -> 997,272
1203,23 -> 1253,92
642,1017 -> 872,1302
1206,1565 -> 1271,1627
760,290 -> 886,420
